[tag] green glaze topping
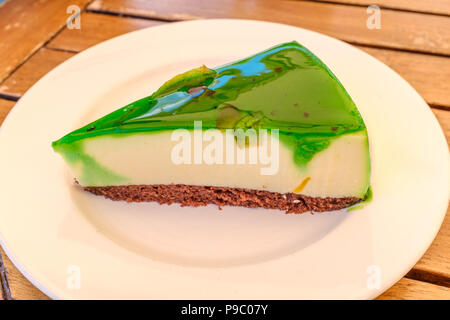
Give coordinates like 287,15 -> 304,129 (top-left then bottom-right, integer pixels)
53,41 -> 369,181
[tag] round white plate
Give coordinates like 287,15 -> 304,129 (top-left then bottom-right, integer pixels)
0,20 -> 448,300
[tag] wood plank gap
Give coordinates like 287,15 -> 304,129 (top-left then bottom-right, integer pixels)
0,0 -> 95,91
87,7 -> 179,22
0,93 -> 20,102
430,104 -> 450,112
347,41 -> 450,59
0,0 -> 95,85
406,269 -> 450,288
87,5 -> 450,59
298,0 -> 450,18
43,47 -> 79,54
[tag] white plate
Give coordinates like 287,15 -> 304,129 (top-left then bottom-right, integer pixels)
0,20 -> 448,299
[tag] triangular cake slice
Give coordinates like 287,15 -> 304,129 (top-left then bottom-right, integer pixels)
52,41 -> 370,213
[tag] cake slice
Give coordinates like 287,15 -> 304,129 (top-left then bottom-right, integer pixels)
52,41 -> 370,213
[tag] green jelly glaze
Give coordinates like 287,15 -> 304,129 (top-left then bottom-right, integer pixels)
53,41 -> 370,188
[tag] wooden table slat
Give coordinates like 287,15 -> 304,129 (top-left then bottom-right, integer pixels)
2,12 -> 448,109
376,278 -> 449,300
313,0 -> 450,16
358,47 -> 450,109
0,48 -> 75,99
47,12 -> 165,53
88,0 -> 450,56
0,0 -> 92,83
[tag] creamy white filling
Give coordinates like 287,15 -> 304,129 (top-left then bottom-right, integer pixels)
77,130 -> 369,198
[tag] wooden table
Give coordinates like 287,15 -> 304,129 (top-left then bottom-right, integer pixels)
0,0 -> 449,300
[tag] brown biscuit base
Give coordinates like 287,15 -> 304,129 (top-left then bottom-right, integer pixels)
84,184 -> 360,214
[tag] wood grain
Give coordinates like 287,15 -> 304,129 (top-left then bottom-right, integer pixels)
0,247 -> 49,300
0,0 -> 92,83
88,0 -> 450,56
313,0 -> 450,16
0,49 -> 75,99
358,47 -> 450,108
3,13 -> 445,108
377,278 -> 449,300
47,12 -> 165,53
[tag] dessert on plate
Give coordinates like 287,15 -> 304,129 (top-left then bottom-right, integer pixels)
52,41 -> 370,213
